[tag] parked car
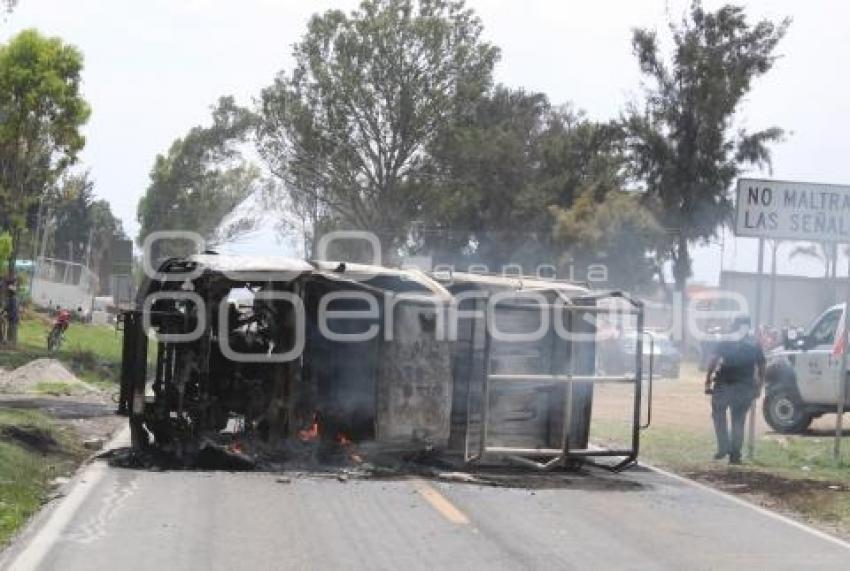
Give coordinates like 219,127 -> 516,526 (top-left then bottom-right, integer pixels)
602,330 -> 681,380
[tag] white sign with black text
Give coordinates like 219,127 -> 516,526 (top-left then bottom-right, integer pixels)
735,178 -> 850,242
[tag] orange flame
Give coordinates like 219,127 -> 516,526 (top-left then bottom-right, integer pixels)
336,432 -> 362,464
298,414 -> 320,442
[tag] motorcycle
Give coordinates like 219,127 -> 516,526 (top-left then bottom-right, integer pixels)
47,309 -> 72,353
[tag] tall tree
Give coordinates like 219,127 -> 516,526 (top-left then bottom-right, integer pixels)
137,97 -> 259,259
422,89 -> 635,276
0,29 -> 89,341
0,232 -> 10,275
551,190 -> 664,290
420,86 -> 550,267
50,172 -> 96,263
624,2 -> 788,303
44,172 -> 125,279
257,0 -> 499,261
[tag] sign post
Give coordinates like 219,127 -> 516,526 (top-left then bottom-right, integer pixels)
836,269 -> 850,462
735,178 -> 850,462
746,237 -> 764,460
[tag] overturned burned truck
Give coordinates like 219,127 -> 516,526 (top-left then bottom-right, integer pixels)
119,255 -> 651,470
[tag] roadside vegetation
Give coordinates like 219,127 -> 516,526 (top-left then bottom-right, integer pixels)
642,420 -> 850,538
0,408 -> 87,546
592,363 -> 850,538
0,310 -> 123,545
0,310 -> 123,389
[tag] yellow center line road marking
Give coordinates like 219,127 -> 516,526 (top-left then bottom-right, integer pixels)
411,478 -> 471,526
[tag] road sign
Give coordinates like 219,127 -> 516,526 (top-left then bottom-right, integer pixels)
735,178 -> 850,242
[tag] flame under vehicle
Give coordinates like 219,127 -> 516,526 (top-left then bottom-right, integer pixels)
119,255 -> 653,470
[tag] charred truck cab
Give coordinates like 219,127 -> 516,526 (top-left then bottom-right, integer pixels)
120,255 -> 453,456
119,255 -> 651,470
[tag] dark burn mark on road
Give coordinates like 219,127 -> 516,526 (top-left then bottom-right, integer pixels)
100,441 -> 649,492
688,469 -> 850,497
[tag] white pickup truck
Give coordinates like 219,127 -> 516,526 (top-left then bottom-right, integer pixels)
763,303 -> 850,433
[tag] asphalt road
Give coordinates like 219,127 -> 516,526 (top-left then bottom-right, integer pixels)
3,448 -> 850,570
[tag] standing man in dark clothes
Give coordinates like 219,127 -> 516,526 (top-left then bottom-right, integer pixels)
705,315 -> 766,465
4,284 -> 19,347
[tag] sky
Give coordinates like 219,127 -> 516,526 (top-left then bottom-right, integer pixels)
2,0 -> 849,283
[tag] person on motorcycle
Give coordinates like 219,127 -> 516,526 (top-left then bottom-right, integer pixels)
48,307 -> 72,351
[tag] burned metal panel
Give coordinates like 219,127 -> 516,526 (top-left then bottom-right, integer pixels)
486,303 -> 561,449
301,278 -> 381,440
120,310 -> 149,448
567,304 -> 597,449
438,274 -> 598,455
376,302 -> 453,447
447,292 -> 482,450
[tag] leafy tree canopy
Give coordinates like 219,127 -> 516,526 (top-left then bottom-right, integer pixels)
551,190 -> 664,290
422,86 -> 631,273
0,29 -> 89,235
624,1 -> 789,289
257,0 -> 500,259
0,232 -> 11,274
137,96 -> 260,259
46,172 -> 126,274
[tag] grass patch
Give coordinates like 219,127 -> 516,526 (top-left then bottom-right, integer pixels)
591,417 -> 850,535
0,408 -> 86,546
33,381 -> 79,397
0,311 -> 123,387
592,417 -> 850,480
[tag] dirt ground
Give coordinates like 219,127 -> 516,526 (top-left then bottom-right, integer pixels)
0,359 -> 99,395
591,362 -> 850,540
0,359 -> 124,449
592,362 -> 843,436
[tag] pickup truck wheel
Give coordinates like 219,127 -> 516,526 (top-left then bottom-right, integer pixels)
763,386 -> 812,434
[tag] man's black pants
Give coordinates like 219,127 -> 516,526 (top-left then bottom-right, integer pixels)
711,382 -> 756,461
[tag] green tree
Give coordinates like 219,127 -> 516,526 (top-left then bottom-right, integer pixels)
624,1 -> 788,299
50,172 -> 95,262
257,0 -> 499,261
137,96 -> 259,259
0,232 -> 11,275
422,88 -> 632,276
551,191 -> 664,290
0,29 -> 89,341
42,172 -> 125,281
420,86 -> 550,267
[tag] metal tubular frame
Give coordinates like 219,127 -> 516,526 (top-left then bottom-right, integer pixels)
464,292 -> 652,472
640,332 -> 655,430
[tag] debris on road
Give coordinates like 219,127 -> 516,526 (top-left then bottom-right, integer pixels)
436,472 -> 480,484
83,437 -> 105,450
195,441 -> 257,471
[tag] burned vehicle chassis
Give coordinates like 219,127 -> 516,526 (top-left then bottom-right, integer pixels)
120,256 -> 456,459
119,256 -> 653,471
